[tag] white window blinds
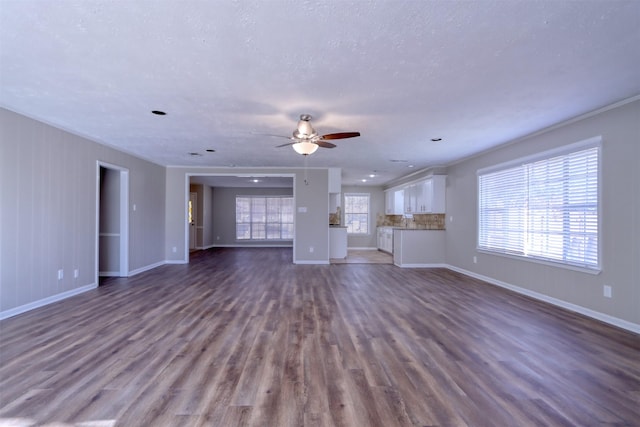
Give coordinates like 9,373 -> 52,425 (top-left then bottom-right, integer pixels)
236,196 -> 294,240
344,193 -> 370,234
478,143 -> 600,271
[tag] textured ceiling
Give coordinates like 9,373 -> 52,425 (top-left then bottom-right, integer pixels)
1,0 -> 639,186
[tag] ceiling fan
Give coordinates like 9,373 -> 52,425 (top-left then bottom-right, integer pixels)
276,114 -> 360,155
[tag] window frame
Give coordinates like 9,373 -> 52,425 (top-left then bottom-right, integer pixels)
477,136 -> 602,274
235,195 -> 294,241
344,192 -> 371,235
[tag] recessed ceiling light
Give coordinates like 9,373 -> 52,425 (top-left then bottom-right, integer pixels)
188,152 -> 202,156
408,164 -> 415,168
206,149 -> 215,153
151,110 -> 166,115
390,159 -> 408,163
369,174 -> 376,178
361,179 -> 367,182
251,179 -> 261,183
431,138 -> 442,142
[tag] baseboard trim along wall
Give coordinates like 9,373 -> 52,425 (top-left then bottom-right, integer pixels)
294,260 -> 330,265
446,265 -> 640,335
0,283 -> 97,321
395,262 -> 448,268
129,260 -> 166,277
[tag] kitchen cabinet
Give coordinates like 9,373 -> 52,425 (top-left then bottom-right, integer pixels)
403,184 -> 417,214
385,189 -> 404,214
406,176 -> 447,214
420,175 -> 446,213
329,226 -> 347,258
328,168 -> 342,193
329,192 -> 341,213
377,227 -> 393,253
387,175 -> 446,215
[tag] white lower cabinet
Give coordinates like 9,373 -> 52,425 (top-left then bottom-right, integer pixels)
377,227 -> 393,253
329,227 -> 347,258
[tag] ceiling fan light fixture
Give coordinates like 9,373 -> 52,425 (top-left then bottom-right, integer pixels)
292,141 -> 319,155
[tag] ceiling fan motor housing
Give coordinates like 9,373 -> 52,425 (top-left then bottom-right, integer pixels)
294,114 -> 317,139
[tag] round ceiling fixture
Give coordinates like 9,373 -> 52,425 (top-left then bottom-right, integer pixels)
151,110 -> 166,115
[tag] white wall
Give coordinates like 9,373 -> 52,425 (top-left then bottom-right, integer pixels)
0,108 -> 166,318
445,99 -> 640,328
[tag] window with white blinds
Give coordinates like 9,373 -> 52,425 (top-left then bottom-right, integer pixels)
236,196 -> 294,240
478,141 -> 600,272
344,193 -> 370,234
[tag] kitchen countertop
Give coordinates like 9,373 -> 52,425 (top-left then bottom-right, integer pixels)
378,226 -> 445,231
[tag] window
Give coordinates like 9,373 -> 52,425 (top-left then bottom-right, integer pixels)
236,196 -> 294,240
478,139 -> 600,272
344,193 -> 370,234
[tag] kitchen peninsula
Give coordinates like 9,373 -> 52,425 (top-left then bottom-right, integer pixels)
393,229 -> 445,267
376,213 -> 446,267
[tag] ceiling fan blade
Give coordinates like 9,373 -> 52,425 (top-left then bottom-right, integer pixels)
253,133 -> 292,139
316,141 -> 336,149
320,132 -> 360,140
276,142 -> 296,148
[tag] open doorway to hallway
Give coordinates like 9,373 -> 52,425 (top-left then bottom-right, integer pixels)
96,162 -> 129,283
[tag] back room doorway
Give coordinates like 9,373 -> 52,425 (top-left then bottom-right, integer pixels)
96,162 -> 129,283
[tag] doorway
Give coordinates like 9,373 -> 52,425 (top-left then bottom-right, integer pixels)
189,191 -> 197,251
96,162 -> 129,283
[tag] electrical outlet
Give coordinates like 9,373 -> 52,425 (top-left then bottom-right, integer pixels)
603,285 -> 612,298
57,269 -> 64,280
74,269 -> 79,278
309,246 -> 314,253
473,256 -> 477,264
172,246 -> 177,253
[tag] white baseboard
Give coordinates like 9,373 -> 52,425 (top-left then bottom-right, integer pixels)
213,244 -> 294,248
294,260 -> 330,265
0,283 -> 97,321
98,271 -> 119,277
348,246 -> 378,251
395,262 -> 447,268
446,264 -> 640,334
128,260 -> 166,277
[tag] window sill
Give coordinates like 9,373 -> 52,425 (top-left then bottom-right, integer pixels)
476,248 -> 601,275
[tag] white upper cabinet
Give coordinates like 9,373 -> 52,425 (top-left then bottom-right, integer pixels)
328,168 -> 341,193
421,175 -> 446,213
403,183 -> 417,214
385,188 -> 405,214
386,175 -> 446,215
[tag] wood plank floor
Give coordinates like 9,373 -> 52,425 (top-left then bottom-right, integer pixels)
330,249 -> 393,264
1,247 -> 639,426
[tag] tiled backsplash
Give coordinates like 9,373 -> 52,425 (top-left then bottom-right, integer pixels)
329,211 -> 340,225
376,213 -> 446,230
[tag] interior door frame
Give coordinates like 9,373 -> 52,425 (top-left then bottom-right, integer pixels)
95,161 -> 129,283
189,191 -> 197,250
184,173 -> 296,263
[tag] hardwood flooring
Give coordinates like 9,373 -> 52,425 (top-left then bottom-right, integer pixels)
330,249 -> 393,264
1,247 -> 639,426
